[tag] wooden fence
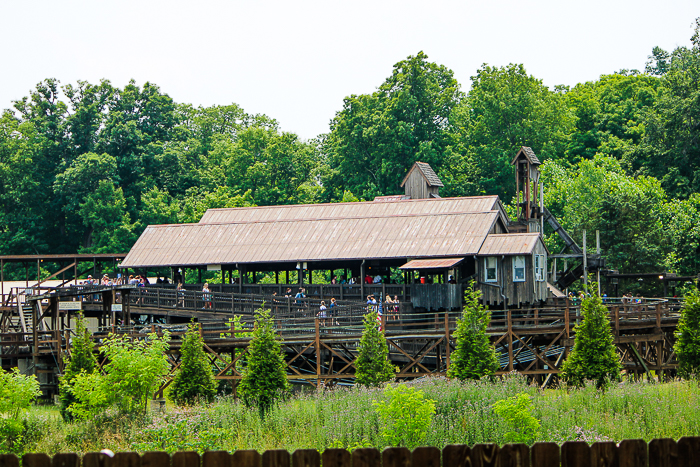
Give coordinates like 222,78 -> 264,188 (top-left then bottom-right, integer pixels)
1,438 -> 698,467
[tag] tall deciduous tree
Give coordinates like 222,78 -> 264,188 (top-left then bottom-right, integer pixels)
238,308 -> 289,415
464,63 -> 573,200
447,283 -> 498,381
637,18 -> 700,199
323,51 -> 463,200
561,293 -> 621,388
355,312 -> 395,388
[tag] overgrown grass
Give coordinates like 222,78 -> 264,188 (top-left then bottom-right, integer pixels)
11,376 -> 700,455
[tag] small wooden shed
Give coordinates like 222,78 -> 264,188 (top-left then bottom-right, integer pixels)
477,233 -> 549,307
400,162 -> 444,199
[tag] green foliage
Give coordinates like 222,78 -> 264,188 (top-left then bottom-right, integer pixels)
447,283 -> 498,381
0,368 -> 40,419
675,288 -> 700,378
372,384 -> 436,448
561,293 -> 621,389
493,393 -> 541,444
355,312 -> 395,388
238,308 -> 290,414
463,63 -> 574,200
322,51 -> 463,201
541,155 -> 667,275
14,377 -> 700,453
170,322 -> 217,405
59,314 -> 97,420
0,368 -> 41,454
68,331 -> 171,418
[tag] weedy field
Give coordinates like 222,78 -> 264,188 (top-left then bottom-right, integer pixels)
6,375 -> 700,455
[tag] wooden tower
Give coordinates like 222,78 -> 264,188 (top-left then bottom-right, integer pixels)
512,147 -> 543,233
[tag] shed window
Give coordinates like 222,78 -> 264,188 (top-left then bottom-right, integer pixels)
534,254 -> 545,282
513,256 -> 526,282
484,257 -> 498,282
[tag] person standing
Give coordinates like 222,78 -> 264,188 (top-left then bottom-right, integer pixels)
202,283 -> 212,309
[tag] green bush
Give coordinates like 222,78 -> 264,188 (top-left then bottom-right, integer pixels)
170,322 -> 217,405
447,282 -> 498,381
675,288 -> 700,378
0,368 -> 40,418
68,330 -> 171,418
561,292 -> 621,389
355,312 -> 395,388
373,384 -> 436,448
238,308 -> 290,415
493,393 -> 540,444
0,368 -> 41,453
59,314 -> 97,420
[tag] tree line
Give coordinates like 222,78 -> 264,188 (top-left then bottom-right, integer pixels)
0,19 -> 698,279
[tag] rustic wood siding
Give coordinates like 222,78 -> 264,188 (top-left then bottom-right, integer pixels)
477,248 -> 547,307
411,284 -> 461,310
404,170 -> 429,199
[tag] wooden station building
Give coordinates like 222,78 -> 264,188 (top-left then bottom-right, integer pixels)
121,148 -> 550,309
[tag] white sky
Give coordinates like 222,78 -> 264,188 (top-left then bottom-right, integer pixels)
1,1 -> 697,140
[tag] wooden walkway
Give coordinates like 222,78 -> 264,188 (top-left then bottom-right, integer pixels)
0,285 -> 681,395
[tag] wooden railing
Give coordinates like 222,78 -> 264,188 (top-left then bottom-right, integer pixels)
1,437 -> 698,467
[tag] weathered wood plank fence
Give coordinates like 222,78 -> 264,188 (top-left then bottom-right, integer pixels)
1,438 -> 699,467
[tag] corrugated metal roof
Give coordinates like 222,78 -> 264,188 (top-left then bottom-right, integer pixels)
399,258 -> 464,270
121,211 -> 499,268
199,196 -> 500,224
477,233 -> 542,256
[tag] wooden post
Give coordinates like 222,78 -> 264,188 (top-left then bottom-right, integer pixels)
32,301 -> 39,369
565,299 -> 570,339
360,262 -> 365,299
614,306 -> 620,336
507,309 -> 513,372
315,316 -> 321,388
444,312 -> 450,369
126,291 -> 131,327
111,290 -> 116,333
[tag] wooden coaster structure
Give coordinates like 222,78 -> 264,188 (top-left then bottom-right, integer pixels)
0,285 -> 681,396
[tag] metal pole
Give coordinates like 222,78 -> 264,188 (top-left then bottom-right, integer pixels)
583,230 -> 588,290
596,230 -> 601,296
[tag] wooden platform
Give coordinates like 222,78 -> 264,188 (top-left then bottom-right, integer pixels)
0,285 -> 681,395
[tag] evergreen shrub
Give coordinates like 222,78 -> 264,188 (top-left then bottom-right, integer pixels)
355,312 -> 395,388
170,321 -> 217,405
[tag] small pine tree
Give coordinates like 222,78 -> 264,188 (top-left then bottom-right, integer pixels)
170,321 -> 217,405
561,292 -> 621,388
447,283 -> 498,381
675,288 -> 700,378
355,312 -> 395,387
238,308 -> 290,415
59,314 -> 97,420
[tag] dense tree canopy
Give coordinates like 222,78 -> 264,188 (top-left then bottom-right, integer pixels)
1,18 -> 700,283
